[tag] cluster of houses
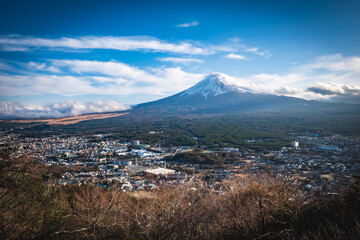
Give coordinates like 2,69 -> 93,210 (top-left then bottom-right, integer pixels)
1,131 -> 359,195
59,165 -> 187,191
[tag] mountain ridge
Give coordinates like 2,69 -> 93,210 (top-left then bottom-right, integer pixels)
134,73 -> 350,114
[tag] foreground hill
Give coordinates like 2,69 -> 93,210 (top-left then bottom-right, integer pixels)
1,156 -> 359,239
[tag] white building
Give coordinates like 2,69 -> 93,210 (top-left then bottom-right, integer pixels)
133,140 -> 140,147
113,160 -> 132,166
145,168 -> 175,177
131,149 -> 159,158
292,141 -> 299,149
223,147 -> 239,152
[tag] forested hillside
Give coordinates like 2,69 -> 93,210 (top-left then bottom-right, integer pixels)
1,156 -> 359,239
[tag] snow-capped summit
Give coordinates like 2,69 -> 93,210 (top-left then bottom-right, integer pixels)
135,72 -> 324,114
181,73 -> 248,98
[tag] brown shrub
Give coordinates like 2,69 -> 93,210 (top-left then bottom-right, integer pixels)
1,157 -> 359,240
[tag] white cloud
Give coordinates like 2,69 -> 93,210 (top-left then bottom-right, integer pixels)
149,66 -> 203,94
0,35 -> 272,59
0,35 -> 208,55
301,54 -> 360,73
250,73 -> 305,88
225,53 -> 248,60
28,62 -> 62,73
2,54 -> 360,105
175,21 -> 199,28
222,38 -> 270,58
47,66 -> 61,73
231,54 -> 360,99
306,82 -> 360,104
0,45 -> 29,52
28,62 -> 46,70
52,59 -> 158,82
237,72 -> 357,101
0,60 -> 204,97
0,74 -> 109,96
239,55 -> 360,102
157,57 -> 204,64
245,47 -> 263,55
0,100 -> 130,119
52,59 -> 204,89
307,82 -> 360,96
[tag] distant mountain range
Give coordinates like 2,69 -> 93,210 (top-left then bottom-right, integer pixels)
134,73 -> 359,115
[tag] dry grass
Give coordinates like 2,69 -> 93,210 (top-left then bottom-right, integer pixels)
1,157 -> 359,240
130,191 -> 155,199
234,173 -> 250,179
321,173 -> 335,180
4,112 -> 128,125
243,159 -> 255,164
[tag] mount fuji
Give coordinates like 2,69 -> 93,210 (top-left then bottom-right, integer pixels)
134,73 -> 355,115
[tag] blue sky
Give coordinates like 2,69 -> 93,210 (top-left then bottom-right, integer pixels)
0,0 -> 360,118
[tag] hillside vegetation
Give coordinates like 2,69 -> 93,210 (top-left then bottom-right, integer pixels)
1,156 -> 359,240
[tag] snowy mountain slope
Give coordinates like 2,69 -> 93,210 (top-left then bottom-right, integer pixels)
134,73 -> 354,114
179,73 -> 249,99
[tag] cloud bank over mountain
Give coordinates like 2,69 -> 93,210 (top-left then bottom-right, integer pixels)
1,54 -> 359,101
1,34 -> 360,119
1,53 -> 360,120
0,100 -> 130,119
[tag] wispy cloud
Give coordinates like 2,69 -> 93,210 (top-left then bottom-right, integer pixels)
0,35 -> 208,55
226,37 -> 271,58
245,47 -> 263,55
235,54 -> 360,103
175,21 -> 199,28
225,53 -> 249,60
300,54 -> 360,73
52,59 -> 158,82
0,35 -> 271,60
28,62 -> 61,73
157,57 -> 203,64
0,100 -> 130,119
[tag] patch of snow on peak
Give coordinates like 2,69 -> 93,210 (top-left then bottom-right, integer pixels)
181,72 -> 249,98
